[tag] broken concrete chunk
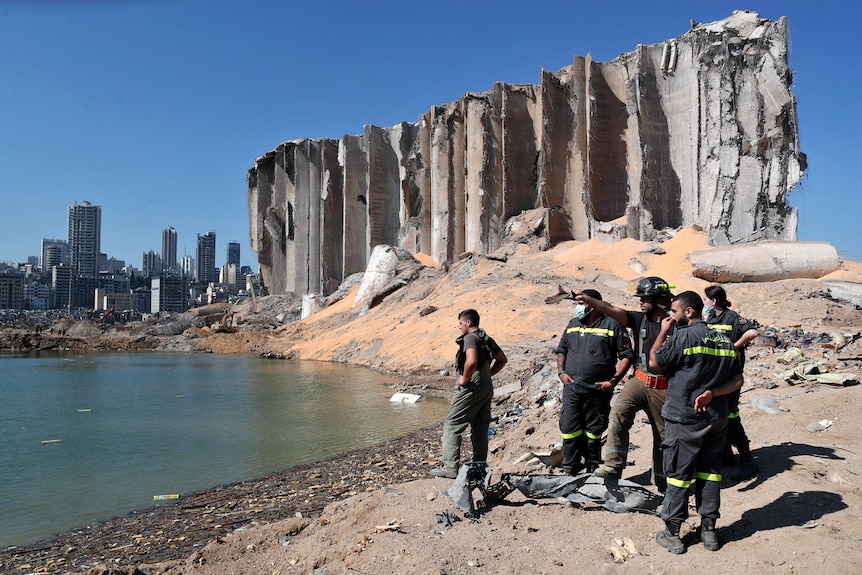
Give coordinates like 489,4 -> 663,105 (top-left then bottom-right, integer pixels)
690,242 -> 840,283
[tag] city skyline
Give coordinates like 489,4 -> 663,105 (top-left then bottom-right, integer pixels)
1,2 -> 860,265
25,200 -> 247,273
0,199 -> 253,312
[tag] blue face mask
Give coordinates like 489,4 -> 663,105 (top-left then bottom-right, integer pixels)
575,304 -> 590,320
703,306 -> 715,317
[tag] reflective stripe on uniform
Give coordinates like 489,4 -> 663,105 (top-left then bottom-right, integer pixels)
707,323 -> 733,332
683,345 -> 737,358
561,429 -> 584,440
728,410 -> 740,419
585,430 -> 602,440
667,476 -> 693,489
696,471 -> 722,482
565,326 -> 616,337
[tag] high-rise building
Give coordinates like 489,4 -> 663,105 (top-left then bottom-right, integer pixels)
181,254 -> 194,277
0,271 -> 25,310
52,265 -> 73,310
24,283 -> 51,310
162,227 -> 178,272
105,257 -> 125,273
41,238 -> 68,272
142,250 -> 161,278
67,202 -> 101,277
220,262 -> 239,293
227,241 -> 240,267
151,273 -> 189,313
195,232 -> 217,283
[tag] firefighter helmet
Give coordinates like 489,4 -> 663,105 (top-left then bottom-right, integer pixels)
634,277 -> 675,298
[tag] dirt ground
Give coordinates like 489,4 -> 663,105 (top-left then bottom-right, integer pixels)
2,227 -> 861,575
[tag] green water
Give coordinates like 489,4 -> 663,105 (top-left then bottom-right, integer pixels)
0,352 -> 449,548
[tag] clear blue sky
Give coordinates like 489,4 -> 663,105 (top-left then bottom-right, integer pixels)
1,1 -> 859,269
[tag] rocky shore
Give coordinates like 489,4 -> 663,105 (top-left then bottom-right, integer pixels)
0,424 -> 446,573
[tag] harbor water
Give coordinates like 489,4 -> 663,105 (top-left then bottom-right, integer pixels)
0,352 -> 449,548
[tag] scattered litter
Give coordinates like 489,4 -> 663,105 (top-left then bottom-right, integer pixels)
154,494 -> 180,501
389,392 -> 420,403
374,520 -> 403,532
513,452 -> 537,464
837,348 -> 862,361
780,347 -> 804,363
353,534 -> 372,553
77,408 -> 91,412
435,511 -> 461,527
605,537 -> 642,563
534,448 -> 563,468
751,398 -> 780,414
498,406 -> 523,426
41,439 -> 61,444
811,374 -> 860,387
781,363 -> 860,387
827,333 -> 847,349
488,427 -> 496,436
761,381 -> 779,389
514,445 -> 563,469
806,419 -> 833,433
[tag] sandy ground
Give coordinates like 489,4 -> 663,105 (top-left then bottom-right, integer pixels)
2,227 -> 861,575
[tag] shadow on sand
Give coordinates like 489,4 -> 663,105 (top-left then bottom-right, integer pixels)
720,441 -> 848,543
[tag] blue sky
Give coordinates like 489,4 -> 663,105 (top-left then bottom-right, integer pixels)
1,1 -> 859,269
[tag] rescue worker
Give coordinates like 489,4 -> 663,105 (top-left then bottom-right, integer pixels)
649,290 -> 743,554
576,277 -> 674,491
431,309 -> 507,479
704,285 -> 761,481
555,289 -> 633,475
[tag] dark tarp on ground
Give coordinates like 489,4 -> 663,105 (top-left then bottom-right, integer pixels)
443,464 -> 663,516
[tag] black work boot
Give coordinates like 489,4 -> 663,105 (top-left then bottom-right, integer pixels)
655,525 -> 686,554
700,517 -> 720,551
731,450 -> 759,481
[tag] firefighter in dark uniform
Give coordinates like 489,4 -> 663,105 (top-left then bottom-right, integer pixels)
649,291 -> 743,554
576,276 -> 674,491
555,289 -> 634,475
704,284 -> 761,481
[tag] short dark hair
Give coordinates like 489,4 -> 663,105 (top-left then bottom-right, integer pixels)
458,309 -> 480,327
704,285 -> 731,308
582,289 -> 602,301
673,290 -> 704,316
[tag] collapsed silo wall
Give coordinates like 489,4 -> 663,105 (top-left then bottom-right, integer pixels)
248,11 -> 804,297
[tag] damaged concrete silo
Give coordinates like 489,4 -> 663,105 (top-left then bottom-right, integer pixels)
248,11 -> 805,297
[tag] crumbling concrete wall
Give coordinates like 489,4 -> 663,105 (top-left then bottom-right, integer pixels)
248,11 -> 805,297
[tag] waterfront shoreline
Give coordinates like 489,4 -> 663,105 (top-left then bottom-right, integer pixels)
0,423 -> 445,572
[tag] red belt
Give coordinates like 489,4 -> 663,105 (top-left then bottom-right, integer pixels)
634,369 -> 668,389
